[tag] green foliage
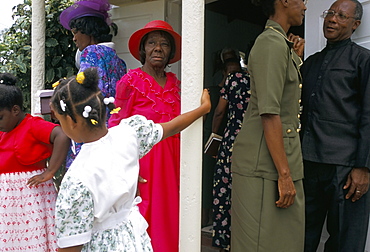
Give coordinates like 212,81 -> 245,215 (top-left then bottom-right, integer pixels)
0,0 -> 76,112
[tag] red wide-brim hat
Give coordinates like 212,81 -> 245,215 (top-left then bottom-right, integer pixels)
59,0 -> 111,30
128,20 -> 182,64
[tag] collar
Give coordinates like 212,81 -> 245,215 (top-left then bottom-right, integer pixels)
98,42 -> 115,49
264,20 -> 294,49
75,42 -> 116,69
325,38 -> 351,50
264,19 -> 302,69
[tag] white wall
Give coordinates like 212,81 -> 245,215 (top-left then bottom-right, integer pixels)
180,1 -> 205,251
110,0 -> 166,70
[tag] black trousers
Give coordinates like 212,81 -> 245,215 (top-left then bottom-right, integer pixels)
303,161 -> 370,252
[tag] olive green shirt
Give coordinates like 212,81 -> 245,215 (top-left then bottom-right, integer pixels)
232,20 -> 303,181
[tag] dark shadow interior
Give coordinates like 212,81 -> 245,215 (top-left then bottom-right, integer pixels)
203,0 -> 305,87
200,4 -> 307,249
206,0 -> 305,37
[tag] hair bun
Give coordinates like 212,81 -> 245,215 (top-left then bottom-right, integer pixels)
0,73 -> 17,86
251,0 -> 262,6
81,67 -> 99,90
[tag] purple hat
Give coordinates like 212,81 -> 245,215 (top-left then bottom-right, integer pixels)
60,0 -> 111,30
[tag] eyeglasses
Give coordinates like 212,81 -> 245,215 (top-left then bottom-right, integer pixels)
303,0 -> 308,5
321,10 -> 356,23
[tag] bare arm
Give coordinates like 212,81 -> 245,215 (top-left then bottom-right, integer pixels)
58,245 -> 83,252
261,114 -> 296,208
212,97 -> 227,133
160,89 -> 211,140
27,126 -> 70,187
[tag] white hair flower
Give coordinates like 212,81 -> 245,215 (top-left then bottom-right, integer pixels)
60,100 -> 67,112
103,97 -> 115,105
82,105 -> 92,118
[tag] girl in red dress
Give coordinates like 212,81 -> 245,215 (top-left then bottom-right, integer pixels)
0,73 -> 70,251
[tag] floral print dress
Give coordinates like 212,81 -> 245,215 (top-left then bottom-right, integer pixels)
56,115 -> 161,251
65,44 -> 127,169
212,71 -> 250,250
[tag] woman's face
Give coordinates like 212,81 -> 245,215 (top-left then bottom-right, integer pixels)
143,31 -> 172,68
287,0 -> 307,27
0,106 -> 20,132
71,28 -> 94,51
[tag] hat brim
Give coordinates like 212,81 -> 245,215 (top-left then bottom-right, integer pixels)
60,3 -> 108,30
128,27 -> 181,64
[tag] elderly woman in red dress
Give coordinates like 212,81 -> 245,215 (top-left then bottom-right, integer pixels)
109,20 -> 181,252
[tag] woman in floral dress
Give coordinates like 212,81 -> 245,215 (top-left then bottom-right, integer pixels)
211,58 -> 250,251
60,0 -> 127,169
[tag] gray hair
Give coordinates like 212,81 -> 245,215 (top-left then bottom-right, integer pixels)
347,0 -> 363,20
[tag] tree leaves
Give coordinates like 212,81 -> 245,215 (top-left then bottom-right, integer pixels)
0,0 -> 76,112
45,38 -> 59,47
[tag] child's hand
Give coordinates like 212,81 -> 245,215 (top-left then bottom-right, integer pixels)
27,170 -> 53,187
136,176 -> 147,197
201,89 -> 211,114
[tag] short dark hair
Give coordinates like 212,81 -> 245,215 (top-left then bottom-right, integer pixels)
51,68 -> 113,129
0,73 -> 23,111
138,31 -> 176,65
251,0 -> 277,17
69,16 -> 115,43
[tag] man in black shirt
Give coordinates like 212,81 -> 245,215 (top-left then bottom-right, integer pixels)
301,0 -> 370,251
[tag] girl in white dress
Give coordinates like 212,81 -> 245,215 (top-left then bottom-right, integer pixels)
50,67 -> 210,252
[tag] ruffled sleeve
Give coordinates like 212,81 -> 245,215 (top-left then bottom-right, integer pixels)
108,68 -> 180,127
108,71 -> 137,127
120,115 -> 163,158
56,175 -> 95,248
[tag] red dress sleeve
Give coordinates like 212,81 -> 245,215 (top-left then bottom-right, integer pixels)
108,72 -> 136,127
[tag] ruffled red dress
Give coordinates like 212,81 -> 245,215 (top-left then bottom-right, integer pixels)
109,68 -> 180,252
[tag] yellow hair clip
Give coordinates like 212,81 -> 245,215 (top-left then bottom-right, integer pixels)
90,119 -> 98,125
110,107 -> 121,114
76,72 -> 85,84
52,81 -> 60,89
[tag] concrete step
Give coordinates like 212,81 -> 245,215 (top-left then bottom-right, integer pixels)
201,225 -> 219,252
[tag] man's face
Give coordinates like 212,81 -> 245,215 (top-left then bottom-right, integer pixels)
323,0 -> 361,43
